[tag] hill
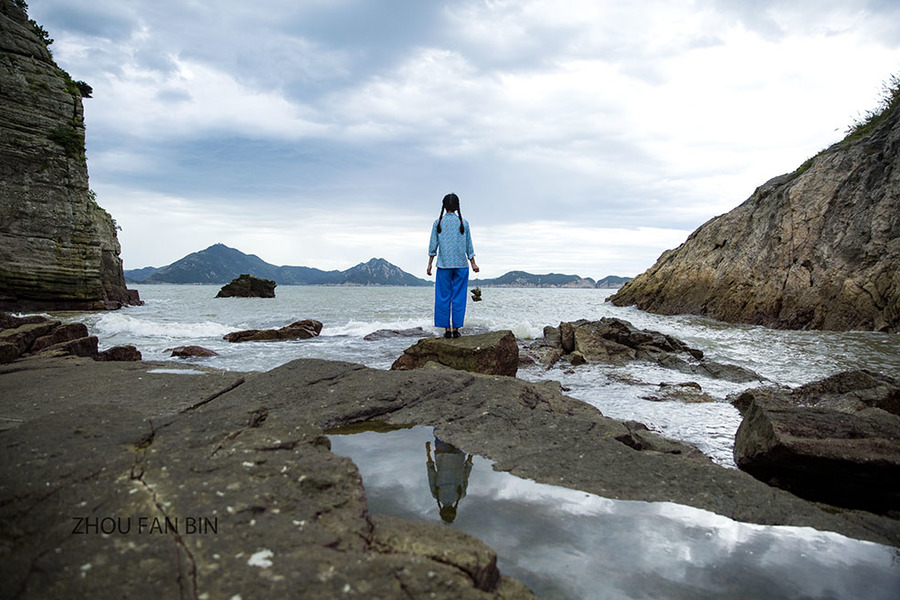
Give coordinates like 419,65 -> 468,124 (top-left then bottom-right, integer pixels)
471,271 -> 630,288
595,276 -> 632,289
125,244 -> 429,286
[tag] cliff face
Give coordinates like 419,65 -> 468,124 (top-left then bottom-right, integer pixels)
0,0 -> 139,310
609,99 -> 900,333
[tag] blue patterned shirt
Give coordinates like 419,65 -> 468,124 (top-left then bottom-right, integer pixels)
428,213 -> 475,269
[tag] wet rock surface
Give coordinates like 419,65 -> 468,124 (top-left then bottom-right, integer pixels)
0,357 -> 535,599
391,330 -> 519,376
364,327 -> 431,341
215,273 -> 277,298
224,319 -> 323,343
733,374 -> 900,515
169,345 -> 220,358
643,381 -> 716,403
2,353 -> 899,598
0,312 -> 140,364
526,317 -> 764,383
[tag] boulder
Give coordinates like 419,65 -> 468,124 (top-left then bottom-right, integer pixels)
734,394 -> 900,515
520,326 -> 564,367
730,370 -> 900,416
528,317 -> 764,383
791,369 -> 900,416
0,312 -> 142,362
0,319 -> 61,354
96,345 -> 142,362
0,313 -> 47,329
554,318 -> 703,365
643,382 -> 716,403
224,319 -> 323,343
391,330 -> 519,376
36,336 -> 99,358
215,273 -> 276,298
30,322 -> 90,353
169,345 -> 220,358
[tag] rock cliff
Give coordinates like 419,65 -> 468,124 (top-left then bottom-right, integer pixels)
0,0 -> 139,310
609,94 -> 900,332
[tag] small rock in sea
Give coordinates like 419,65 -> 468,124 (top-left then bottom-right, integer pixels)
224,319 -> 323,343
96,345 -> 142,362
471,287 -> 483,302
216,274 -> 276,298
363,327 -> 430,341
170,345 -> 219,358
643,382 -> 715,403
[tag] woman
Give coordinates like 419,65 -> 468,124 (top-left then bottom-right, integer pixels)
426,193 -> 479,338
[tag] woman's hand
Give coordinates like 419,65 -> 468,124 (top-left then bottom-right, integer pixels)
427,256 -> 434,276
470,259 -> 480,273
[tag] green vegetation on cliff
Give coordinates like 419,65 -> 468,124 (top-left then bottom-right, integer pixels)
845,73 -> 900,143
796,73 -> 900,175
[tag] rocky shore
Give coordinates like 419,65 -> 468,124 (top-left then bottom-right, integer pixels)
2,314 -> 899,598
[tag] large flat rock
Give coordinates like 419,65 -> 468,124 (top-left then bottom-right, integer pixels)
734,396 -> 900,514
2,356 -> 899,598
391,330 -> 519,376
0,357 -> 534,599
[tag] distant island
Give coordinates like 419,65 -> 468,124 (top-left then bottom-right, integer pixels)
125,244 -> 631,289
472,272 -> 631,289
125,244 -> 429,286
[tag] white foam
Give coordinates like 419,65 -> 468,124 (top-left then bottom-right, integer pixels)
94,313 -> 233,339
325,318 -> 432,337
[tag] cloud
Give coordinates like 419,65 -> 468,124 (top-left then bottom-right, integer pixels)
27,0 -> 900,276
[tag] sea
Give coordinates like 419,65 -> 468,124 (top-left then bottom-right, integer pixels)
72,284 -> 900,468
52,284 -> 900,599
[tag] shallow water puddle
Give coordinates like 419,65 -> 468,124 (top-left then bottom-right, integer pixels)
329,425 -> 899,600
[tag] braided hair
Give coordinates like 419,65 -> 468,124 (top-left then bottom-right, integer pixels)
436,193 -> 465,234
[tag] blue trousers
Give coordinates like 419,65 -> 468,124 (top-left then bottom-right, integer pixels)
434,268 -> 469,328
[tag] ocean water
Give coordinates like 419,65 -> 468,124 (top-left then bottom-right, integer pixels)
331,426 -> 900,600
47,284 -> 900,598
68,284 -> 900,467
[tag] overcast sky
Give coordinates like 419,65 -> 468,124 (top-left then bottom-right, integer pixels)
27,0 -> 900,278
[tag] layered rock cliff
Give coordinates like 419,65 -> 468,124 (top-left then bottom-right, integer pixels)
609,94 -> 900,332
0,0 -> 139,310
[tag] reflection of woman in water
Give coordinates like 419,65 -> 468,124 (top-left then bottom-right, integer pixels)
426,437 -> 473,523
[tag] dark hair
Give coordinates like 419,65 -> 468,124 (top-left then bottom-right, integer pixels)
436,193 -> 465,234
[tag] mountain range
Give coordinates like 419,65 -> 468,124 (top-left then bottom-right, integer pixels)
125,244 -> 631,288
126,244 -> 429,286
471,271 -> 631,289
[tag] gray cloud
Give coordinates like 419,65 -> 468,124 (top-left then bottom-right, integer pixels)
26,0 -> 900,275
